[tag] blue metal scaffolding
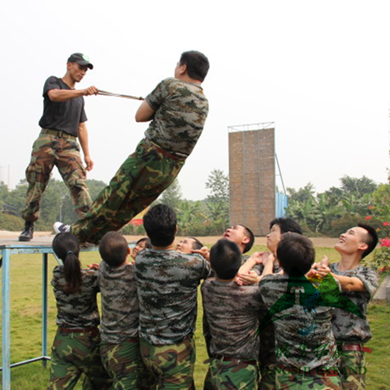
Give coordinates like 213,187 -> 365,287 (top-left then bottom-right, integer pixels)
0,240 -> 99,390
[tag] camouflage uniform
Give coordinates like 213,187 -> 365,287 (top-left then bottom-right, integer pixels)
71,77 -> 209,244
259,274 -> 342,390
255,261 -> 282,390
49,266 -> 110,389
23,76 -> 91,223
201,278 -> 262,389
329,263 -> 379,390
135,248 -> 210,388
98,261 -> 142,389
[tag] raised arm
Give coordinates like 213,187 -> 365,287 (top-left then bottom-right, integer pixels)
135,100 -> 155,122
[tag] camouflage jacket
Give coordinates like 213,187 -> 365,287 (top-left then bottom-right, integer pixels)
329,262 -> 379,343
98,261 -> 139,343
259,274 -> 338,370
135,248 -> 210,345
202,278 -> 263,360
144,77 -> 209,157
52,266 -> 99,328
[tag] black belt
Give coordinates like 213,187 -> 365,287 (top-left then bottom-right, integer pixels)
41,128 -> 77,141
213,355 -> 257,365
58,326 -> 98,334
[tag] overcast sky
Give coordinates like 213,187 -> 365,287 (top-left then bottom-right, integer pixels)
1,0 -> 389,200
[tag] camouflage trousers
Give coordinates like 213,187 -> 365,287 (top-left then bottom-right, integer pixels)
275,369 -> 342,390
338,350 -> 366,390
258,320 -> 277,390
22,131 -> 91,222
206,358 -> 259,390
140,336 -> 196,389
48,328 -> 111,390
72,138 -> 185,244
101,339 -> 145,389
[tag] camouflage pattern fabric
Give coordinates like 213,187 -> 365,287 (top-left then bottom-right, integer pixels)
135,249 -> 210,345
100,340 -> 141,389
258,322 -> 277,390
145,77 -> 209,157
338,350 -> 366,390
71,139 -> 185,244
51,266 -> 99,328
98,261 -> 138,343
201,278 -> 263,360
140,337 -> 196,389
275,370 -> 341,390
48,329 -> 111,390
259,274 -> 339,371
208,358 -> 259,390
22,132 -> 91,222
329,263 -> 379,343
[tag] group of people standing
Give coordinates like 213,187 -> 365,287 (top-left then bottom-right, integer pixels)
49,206 -> 379,390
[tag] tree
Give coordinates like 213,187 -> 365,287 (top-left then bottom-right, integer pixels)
159,179 -> 182,211
205,169 -> 229,234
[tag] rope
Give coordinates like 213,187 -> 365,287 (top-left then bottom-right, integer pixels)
97,89 -> 144,101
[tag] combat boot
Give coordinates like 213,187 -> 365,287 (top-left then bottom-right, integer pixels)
19,222 -> 34,241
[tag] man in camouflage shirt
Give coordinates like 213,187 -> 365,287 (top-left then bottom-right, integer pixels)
202,239 -> 263,389
259,233 -> 342,390
135,204 -> 210,389
55,51 -> 209,244
312,224 -> 379,390
98,231 -> 141,389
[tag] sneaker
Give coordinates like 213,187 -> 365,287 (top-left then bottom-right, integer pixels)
53,222 -> 71,234
19,222 -> 34,241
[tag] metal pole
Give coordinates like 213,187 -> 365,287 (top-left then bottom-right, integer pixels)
1,248 -> 11,390
42,253 -> 48,366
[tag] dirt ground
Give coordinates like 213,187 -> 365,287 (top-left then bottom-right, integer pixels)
0,231 -> 337,248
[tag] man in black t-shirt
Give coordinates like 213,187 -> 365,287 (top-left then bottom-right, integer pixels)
19,53 -> 98,241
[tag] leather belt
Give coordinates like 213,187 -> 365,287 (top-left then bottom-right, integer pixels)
41,128 -> 77,141
144,138 -> 187,161
214,355 -> 257,365
59,326 -> 98,334
338,343 -> 372,353
278,365 -> 338,377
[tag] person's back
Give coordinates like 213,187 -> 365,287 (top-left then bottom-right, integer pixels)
258,233 -> 341,390
98,231 -> 141,389
202,239 -> 262,389
136,248 -> 209,344
135,204 -> 209,389
49,233 -> 110,390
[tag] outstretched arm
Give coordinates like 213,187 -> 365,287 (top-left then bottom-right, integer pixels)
48,86 -> 98,102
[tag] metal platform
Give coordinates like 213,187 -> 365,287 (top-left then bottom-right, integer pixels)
0,236 -> 99,390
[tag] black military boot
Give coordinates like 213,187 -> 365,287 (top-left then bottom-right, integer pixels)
19,222 -> 34,242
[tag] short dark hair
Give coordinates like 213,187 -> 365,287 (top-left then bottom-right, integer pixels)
143,204 -> 177,247
179,51 -> 209,82
277,232 -> 315,275
136,237 -> 152,249
189,237 -> 203,250
210,239 -> 242,280
99,232 -> 129,267
52,233 -> 82,293
270,218 -> 303,235
238,224 -> 255,253
358,223 -> 378,259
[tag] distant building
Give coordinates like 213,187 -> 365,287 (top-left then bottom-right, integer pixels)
228,123 -> 287,236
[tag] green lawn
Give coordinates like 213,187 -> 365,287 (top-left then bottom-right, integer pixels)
0,245 -> 388,389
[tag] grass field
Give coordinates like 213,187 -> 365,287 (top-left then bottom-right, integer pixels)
0,245 -> 389,389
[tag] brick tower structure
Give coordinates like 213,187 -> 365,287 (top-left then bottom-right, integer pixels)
228,123 -> 275,236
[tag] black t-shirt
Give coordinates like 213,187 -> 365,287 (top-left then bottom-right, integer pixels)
38,76 -> 87,137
